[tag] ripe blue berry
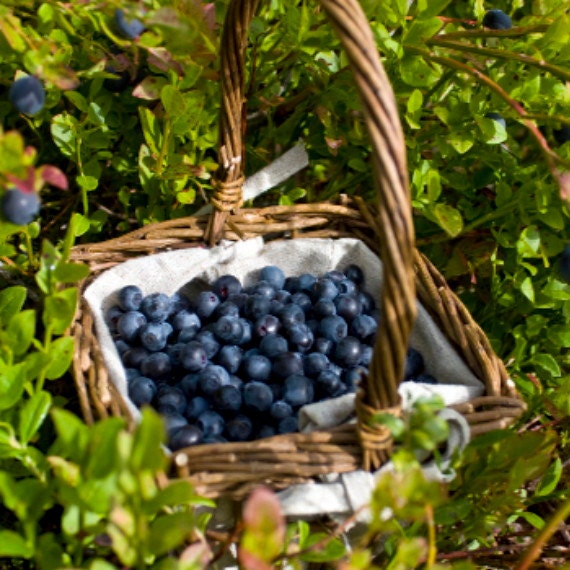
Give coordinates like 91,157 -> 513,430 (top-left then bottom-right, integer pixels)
225,415 -> 253,441
195,330 -> 220,359
278,304 -> 305,328
198,364 -> 230,396
558,245 -> 570,284
141,293 -> 171,322
350,314 -> 377,341
140,321 -> 172,352
9,76 -> 46,115
169,425 -> 203,450
270,400 -> 293,420
2,188 -> 41,225
272,351 -> 304,379
254,314 -> 281,337
212,274 -> 242,300
337,279 -> 358,296
259,334 -> 288,358
162,411 -> 188,436
117,311 -> 147,343
213,384 -> 242,412
334,336 -> 363,368
312,278 -> 339,301
172,309 -> 201,331
121,346 -> 149,369
277,416 -> 298,434
115,8 -> 146,39
197,410 -> 225,438
243,381 -> 274,412
287,323 -> 314,352
140,352 -> 172,379
118,285 -> 143,311
316,370 -> 342,397
213,316 -> 245,344
216,344 -> 243,374
334,294 -> 362,321
195,291 -> 220,319
155,386 -> 186,414
319,315 -> 348,343
482,9 -> 512,30
260,266 -> 286,290
181,341 -> 208,372
344,264 -> 364,285
283,374 -> 314,407
251,280 -> 276,300
128,376 -> 157,407
184,396 -> 210,420
242,353 -> 272,382
313,299 -> 336,319
304,352 -> 330,378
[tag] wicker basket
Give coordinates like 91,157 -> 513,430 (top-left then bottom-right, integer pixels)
70,0 -> 526,500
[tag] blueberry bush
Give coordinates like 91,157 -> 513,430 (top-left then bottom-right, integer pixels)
0,0 -> 569,568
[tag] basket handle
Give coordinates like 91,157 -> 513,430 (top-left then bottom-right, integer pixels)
207,0 -> 417,469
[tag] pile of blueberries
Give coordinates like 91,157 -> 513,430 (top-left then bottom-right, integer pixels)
106,264 -> 435,451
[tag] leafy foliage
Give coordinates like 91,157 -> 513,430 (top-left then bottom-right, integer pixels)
0,0 -> 568,568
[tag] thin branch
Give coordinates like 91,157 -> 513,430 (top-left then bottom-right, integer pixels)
437,24 -> 549,40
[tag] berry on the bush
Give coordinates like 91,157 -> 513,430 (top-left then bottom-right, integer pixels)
114,8 -> 146,39
9,75 -> 46,115
482,9 -> 512,30
2,187 -> 41,225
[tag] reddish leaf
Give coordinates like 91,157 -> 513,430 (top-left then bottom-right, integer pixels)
39,165 -> 68,190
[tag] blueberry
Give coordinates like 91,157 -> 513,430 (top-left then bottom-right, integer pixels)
242,353 -> 272,382
316,370 -> 342,397
214,301 -> 240,319
290,292 -> 312,313
213,384 -> 243,412
9,76 -> 46,115
313,299 -> 336,319
117,311 -> 147,343
117,285 -> 143,311
274,289 -> 292,304
360,345 -> 373,366
404,348 -> 425,380
270,400 -> 293,420
162,411 -> 188,436
198,364 -> 230,396
197,410 -> 225,438
259,334 -> 288,358
243,381 -> 274,412
237,318 -> 253,345
155,386 -> 186,414
212,274 -> 242,300
313,337 -> 334,356
195,330 -> 220,359
178,326 -> 199,343
115,339 -> 131,356
140,352 -> 172,379
278,304 -> 305,328
213,316 -> 245,344
277,416 -> 298,434
172,309 -> 201,331
283,276 -> 301,293
303,352 -> 330,378
195,291 -> 220,319
272,351 -> 304,379
344,366 -> 367,392
312,278 -> 339,301
324,270 -> 345,284
121,346 -> 149,369
141,293 -> 171,322
226,292 -> 249,310
140,321 -> 172,352
128,376 -> 157,407
228,374 -> 244,391
114,8 -> 146,39
319,315 -> 348,343
244,295 -> 271,321
216,344 -> 243,374
251,280 -> 276,300
283,374 -> 314,407
337,279 -> 358,296
485,112 -> 506,130
184,396 -> 210,420
297,273 -> 317,292
125,368 -> 140,382
482,9 -> 512,30
106,306 -> 124,333
260,266 -> 286,290
287,323 -> 314,352
181,341 -> 208,372
344,264 -> 364,286
358,291 -> 376,315
559,245 -> 570,284
2,188 -> 41,225
169,292 -> 190,315
334,336 -> 363,368
254,314 -> 281,337
334,294 -> 362,321
167,342 -> 186,368
225,415 -> 253,441
169,425 -> 203,450
350,314 -> 377,341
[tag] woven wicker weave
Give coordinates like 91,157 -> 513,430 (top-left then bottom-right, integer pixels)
70,0 -> 526,499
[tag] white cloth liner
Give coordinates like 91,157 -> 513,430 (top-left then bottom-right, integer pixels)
84,236 -> 485,522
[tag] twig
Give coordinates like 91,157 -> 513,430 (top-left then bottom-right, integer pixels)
516,498 -> 570,570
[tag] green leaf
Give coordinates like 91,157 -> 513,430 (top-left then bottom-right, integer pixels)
161,85 -> 187,117
139,108 -> 162,156
85,418 -> 126,479
53,262 -> 90,284
0,423 -> 22,459
403,17 -> 443,46
433,204 -> 463,237
50,408 -> 90,461
516,511 -> 545,530
130,408 -> 166,472
531,353 -> 561,377
147,512 -> 196,557
44,336 -> 74,380
43,288 -> 78,335
416,0 -> 452,17
0,364 -> 26,411
76,175 -> 99,191
399,55 -> 441,87
448,131 -> 474,154
0,530 -> 33,558
6,309 -> 35,356
535,456 -> 562,497
405,89 -> 423,129
143,480 -> 207,515
0,286 -> 27,325
64,90 -> 89,112
298,533 -> 346,563
519,276 -> 535,303
19,390 -> 52,444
